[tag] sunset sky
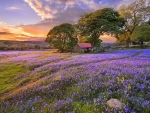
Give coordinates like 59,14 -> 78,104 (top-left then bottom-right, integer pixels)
0,0 -> 134,42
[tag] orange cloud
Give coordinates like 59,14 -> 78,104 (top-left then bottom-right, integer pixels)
0,21 -> 45,41
20,24 -> 48,37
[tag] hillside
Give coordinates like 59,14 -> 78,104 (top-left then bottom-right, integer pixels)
0,40 -> 50,50
0,49 -> 150,113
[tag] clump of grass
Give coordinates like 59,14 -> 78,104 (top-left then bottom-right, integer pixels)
0,63 -> 29,95
17,77 -> 32,86
73,102 -> 96,113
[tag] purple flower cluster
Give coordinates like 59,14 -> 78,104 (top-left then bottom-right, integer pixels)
0,49 -> 150,112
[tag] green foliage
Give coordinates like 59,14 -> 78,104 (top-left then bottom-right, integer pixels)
118,0 -> 150,47
148,20 -> 150,25
73,102 -> 96,113
131,23 -> 150,47
0,63 -> 29,95
78,36 -> 91,43
46,23 -> 78,52
17,77 -> 32,86
77,8 -> 125,47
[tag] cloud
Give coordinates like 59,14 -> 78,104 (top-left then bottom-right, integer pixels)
5,6 -> 21,10
23,0 -> 94,20
0,32 -> 12,35
0,21 -> 6,25
23,0 -> 134,21
0,21 -> 44,41
24,0 -> 54,19
19,24 -> 48,37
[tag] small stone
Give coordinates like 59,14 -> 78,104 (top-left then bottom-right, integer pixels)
107,98 -> 122,109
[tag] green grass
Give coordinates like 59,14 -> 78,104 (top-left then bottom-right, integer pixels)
0,63 -> 30,95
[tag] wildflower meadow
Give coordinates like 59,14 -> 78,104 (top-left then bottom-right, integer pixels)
0,49 -> 150,113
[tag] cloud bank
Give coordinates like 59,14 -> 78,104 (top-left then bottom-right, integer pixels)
0,21 -> 44,41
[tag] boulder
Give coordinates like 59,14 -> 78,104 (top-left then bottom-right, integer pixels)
107,98 -> 122,109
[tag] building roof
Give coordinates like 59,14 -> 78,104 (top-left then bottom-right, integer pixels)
78,43 -> 92,48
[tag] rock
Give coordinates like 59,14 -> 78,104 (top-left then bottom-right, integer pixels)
107,98 -> 122,109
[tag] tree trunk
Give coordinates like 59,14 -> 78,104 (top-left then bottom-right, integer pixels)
61,49 -> 64,53
91,36 -> 95,47
140,41 -> 144,48
126,41 -> 130,48
126,37 -> 131,48
61,47 -> 64,53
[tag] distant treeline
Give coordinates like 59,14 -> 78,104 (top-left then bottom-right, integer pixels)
0,40 -> 50,50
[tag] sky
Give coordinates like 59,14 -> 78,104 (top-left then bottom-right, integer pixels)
0,0 -> 134,42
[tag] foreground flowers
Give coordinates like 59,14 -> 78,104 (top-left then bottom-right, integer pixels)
0,49 -> 150,113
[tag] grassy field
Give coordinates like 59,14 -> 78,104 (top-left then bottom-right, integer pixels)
0,49 -> 150,113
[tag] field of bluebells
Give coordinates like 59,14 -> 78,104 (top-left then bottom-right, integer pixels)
0,49 -> 150,113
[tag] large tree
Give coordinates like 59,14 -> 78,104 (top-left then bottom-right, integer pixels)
77,8 -> 125,47
46,23 -> 78,52
131,23 -> 150,47
118,0 -> 150,47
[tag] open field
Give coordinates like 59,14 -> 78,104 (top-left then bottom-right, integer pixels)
0,49 -> 150,113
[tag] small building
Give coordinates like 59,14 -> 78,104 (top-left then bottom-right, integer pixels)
73,43 -> 92,53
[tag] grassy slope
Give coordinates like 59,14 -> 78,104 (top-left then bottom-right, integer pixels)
0,63 -> 30,95
0,52 -> 75,99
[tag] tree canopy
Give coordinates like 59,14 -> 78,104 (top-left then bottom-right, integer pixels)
46,23 -> 78,52
118,0 -> 150,47
78,36 -> 91,43
131,23 -> 150,47
77,8 -> 125,47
